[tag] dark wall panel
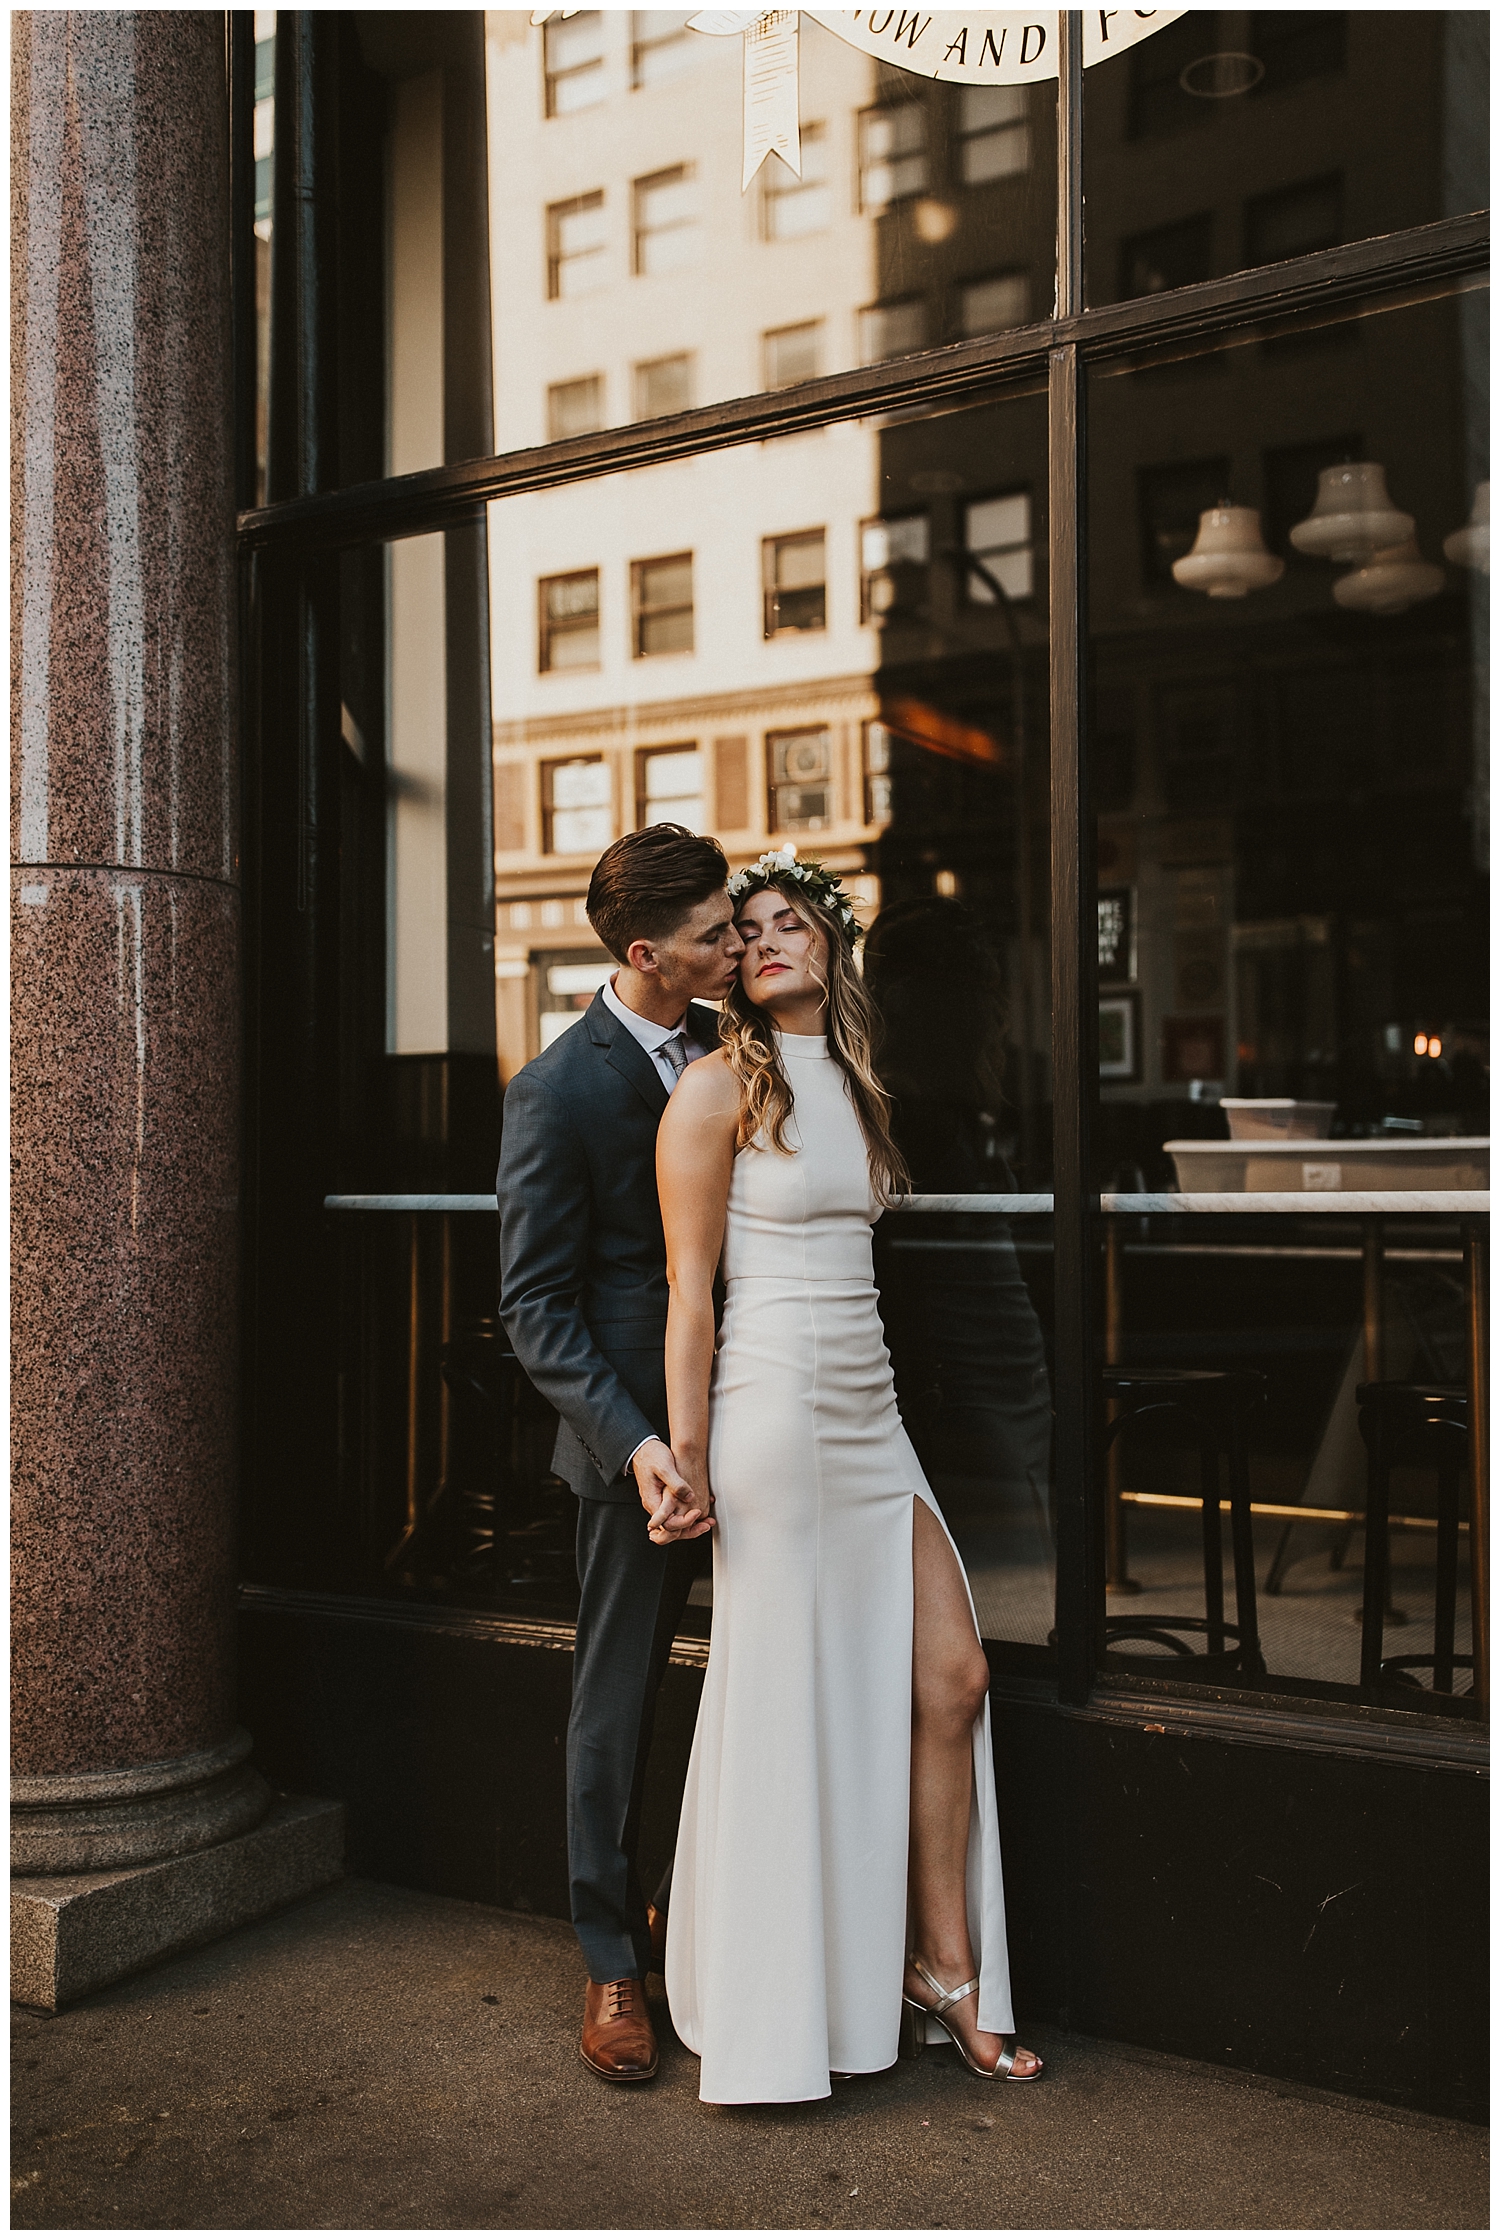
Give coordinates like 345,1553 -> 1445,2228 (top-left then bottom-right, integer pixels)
988,1697 -> 1487,2121
239,1604 -> 1486,2121
238,1601 -> 701,1922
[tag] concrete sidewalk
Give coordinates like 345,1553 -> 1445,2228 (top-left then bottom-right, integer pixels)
11,1878 -> 1487,2231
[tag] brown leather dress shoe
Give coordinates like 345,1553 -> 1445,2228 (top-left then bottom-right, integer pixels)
646,1902 -> 667,1976
580,1977 -> 659,2083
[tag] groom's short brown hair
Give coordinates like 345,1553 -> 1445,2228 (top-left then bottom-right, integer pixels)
587,823 -> 731,964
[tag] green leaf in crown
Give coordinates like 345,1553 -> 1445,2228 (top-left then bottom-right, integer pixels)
727,846 -> 860,942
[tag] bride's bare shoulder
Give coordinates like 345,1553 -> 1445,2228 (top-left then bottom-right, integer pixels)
663,1050 -> 738,1126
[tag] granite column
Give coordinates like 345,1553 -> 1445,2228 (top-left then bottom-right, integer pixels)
10,9 -> 339,2007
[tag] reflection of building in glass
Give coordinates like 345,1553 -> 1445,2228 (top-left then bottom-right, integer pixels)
1087,276 -> 1487,1169
482,11 -> 1049,1079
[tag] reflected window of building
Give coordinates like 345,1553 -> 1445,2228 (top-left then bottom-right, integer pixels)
1127,14 -> 1208,137
632,552 -> 695,656
767,727 -> 834,833
540,956 -> 616,1047
859,102 -> 927,212
1120,214 -> 1215,299
634,353 -> 693,420
1250,9 -> 1348,94
763,320 -> 822,388
964,493 -> 1034,604
1245,172 -> 1343,266
860,513 -> 930,622
959,271 -> 1028,337
544,9 -> 607,117
631,10 -> 697,91
547,191 -> 607,299
863,720 -> 894,824
762,127 -> 832,240
860,298 -> 927,364
543,757 -> 613,855
634,164 -> 700,276
1137,458 -> 1231,587
538,569 -> 601,672
763,530 -> 827,636
547,374 -> 605,442
957,85 -> 1030,184
636,745 -> 705,830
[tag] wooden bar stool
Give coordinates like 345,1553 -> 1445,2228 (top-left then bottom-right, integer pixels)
1101,1367 -> 1267,1681
1355,1382 -> 1471,1700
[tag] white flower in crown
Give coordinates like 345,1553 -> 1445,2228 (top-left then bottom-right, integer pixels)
727,846 -> 859,939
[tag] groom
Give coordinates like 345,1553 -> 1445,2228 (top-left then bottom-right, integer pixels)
497,824 -> 740,2084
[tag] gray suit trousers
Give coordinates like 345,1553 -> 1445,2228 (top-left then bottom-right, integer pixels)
568,1497 -> 707,1984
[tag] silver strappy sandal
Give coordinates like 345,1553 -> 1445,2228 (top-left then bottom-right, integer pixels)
899,1954 -> 1043,2080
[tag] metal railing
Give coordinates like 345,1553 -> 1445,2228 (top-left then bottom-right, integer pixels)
324,1191 -> 1488,1215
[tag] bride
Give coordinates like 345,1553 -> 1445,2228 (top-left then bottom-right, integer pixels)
649,851 -> 1042,2105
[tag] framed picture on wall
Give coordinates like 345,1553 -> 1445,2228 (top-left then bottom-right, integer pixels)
1098,886 -> 1136,984
1099,992 -> 1141,1082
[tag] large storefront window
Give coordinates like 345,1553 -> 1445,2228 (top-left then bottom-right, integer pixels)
240,12 -> 1487,1723
1088,285 -> 1487,1707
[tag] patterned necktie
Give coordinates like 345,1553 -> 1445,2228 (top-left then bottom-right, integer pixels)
659,1032 -> 689,1084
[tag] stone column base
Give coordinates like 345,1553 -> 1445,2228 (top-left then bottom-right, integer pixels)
11,1793 -> 344,2012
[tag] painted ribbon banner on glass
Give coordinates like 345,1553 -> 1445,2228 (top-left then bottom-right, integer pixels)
801,8 -> 1185,82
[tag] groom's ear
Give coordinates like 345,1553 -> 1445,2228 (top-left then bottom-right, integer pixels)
625,937 -> 661,978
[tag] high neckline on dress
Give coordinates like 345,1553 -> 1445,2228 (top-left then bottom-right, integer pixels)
776,1029 -> 829,1059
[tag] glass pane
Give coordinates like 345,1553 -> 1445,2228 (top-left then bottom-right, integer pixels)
267,15 -> 492,494
481,13 -> 1057,439
242,520 -> 502,1596
1085,10 -> 1490,308
1088,286 -> 1489,1709
487,386 -> 1054,1650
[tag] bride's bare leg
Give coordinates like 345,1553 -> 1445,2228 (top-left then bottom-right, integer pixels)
907,1498 -> 1040,2077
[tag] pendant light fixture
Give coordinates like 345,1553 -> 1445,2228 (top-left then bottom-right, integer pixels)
1289,463 -> 1415,563
1443,481 -> 1490,574
1171,505 -> 1285,598
1331,538 -> 1444,616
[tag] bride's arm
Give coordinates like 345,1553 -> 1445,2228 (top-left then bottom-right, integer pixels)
657,1053 -> 740,1526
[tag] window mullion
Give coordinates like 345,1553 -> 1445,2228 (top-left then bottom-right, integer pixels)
1049,12 -> 1100,1707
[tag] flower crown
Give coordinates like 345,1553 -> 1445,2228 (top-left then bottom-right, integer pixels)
727,846 -> 859,942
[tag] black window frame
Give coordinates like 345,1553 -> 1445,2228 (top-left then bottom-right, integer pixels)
232,13 -> 1490,1746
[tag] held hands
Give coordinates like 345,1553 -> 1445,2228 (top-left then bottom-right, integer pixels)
632,1437 -> 715,1545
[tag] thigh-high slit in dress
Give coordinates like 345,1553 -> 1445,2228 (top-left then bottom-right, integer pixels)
664,1030 -> 1014,2105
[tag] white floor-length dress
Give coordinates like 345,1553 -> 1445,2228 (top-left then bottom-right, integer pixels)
665,1030 -> 1014,2104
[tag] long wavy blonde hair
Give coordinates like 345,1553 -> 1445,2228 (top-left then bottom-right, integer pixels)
719,880 -> 910,1207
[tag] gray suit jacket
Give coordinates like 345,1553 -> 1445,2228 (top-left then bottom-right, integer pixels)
496,989 -> 722,1503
